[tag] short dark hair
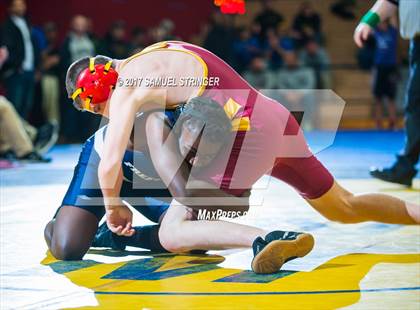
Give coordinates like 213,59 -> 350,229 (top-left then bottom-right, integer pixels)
65,55 -> 114,110
176,96 -> 232,144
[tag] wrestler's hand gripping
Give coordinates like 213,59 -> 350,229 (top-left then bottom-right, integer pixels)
105,204 -> 135,237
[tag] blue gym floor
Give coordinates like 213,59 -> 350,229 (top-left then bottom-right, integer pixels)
307,130 -> 418,179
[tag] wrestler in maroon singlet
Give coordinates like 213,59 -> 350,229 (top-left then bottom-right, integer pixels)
157,41 -> 334,199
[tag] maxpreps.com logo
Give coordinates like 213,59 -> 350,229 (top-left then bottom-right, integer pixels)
196,208 -> 248,220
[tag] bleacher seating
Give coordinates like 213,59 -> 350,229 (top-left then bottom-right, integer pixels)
236,0 -> 408,129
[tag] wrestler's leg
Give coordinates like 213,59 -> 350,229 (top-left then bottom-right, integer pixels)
158,202 -> 268,253
270,156 -> 419,225
44,206 -> 99,260
158,202 -> 315,274
306,180 -> 419,224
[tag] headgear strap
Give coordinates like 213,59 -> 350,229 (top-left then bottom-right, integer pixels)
71,57 -> 119,110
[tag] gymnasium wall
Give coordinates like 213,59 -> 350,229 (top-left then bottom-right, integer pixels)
0,0 -> 214,42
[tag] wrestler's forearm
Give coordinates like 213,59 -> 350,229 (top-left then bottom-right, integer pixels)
145,111 -> 250,211
368,0 -> 398,21
161,158 -> 250,211
99,163 -> 124,208
168,180 -> 250,211
99,86 -> 143,208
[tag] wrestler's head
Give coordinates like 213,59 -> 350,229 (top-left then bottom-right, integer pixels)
176,97 -> 232,168
66,55 -> 116,115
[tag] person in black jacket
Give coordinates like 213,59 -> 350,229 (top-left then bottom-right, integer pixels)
1,0 -> 39,118
203,10 -> 236,67
98,20 -> 130,59
254,0 -> 284,38
292,1 -> 323,47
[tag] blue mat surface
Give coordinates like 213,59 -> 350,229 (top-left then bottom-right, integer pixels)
306,130 -> 418,179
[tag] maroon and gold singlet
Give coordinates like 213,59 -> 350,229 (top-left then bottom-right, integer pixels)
140,41 -> 334,199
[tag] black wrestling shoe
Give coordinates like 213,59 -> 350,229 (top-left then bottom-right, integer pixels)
17,151 -> 51,163
34,122 -> 58,154
370,167 -> 417,187
370,158 -> 417,187
92,222 -> 126,251
251,231 -> 315,274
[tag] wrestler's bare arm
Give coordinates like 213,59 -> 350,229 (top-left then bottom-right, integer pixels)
370,0 -> 398,18
98,83 -> 176,235
98,52 -> 205,235
354,0 -> 398,47
145,112 -> 250,213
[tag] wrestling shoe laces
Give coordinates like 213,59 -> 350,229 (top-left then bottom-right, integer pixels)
251,230 -> 315,274
265,230 -> 304,242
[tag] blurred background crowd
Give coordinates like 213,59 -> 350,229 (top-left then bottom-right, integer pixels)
0,0 -> 408,164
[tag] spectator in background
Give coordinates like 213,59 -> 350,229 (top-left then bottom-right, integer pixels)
0,96 -> 51,162
266,28 -> 285,70
60,15 -> 97,143
299,38 -> 331,89
277,52 -> 315,90
233,27 -> 265,73
85,17 -> 101,52
0,45 -> 8,64
0,47 -> 53,163
371,20 -> 399,130
203,10 -> 236,66
276,51 -> 316,129
1,0 -> 39,118
254,0 -> 284,38
130,27 -> 147,55
249,22 -> 268,51
61,15 -> 95,70
356,34 -> 376,70
147,27 -> 158,44
278,27 -> 299,51
355,0 -> 420,186
40,22 -> 60,132
243,56 -> 271,90
158,19 -> 178,41
149,19 -> 178,44
292,1 -> 323,47
31,25 -> 47,51
331,0 -> 356,20
98,20 -> 130,59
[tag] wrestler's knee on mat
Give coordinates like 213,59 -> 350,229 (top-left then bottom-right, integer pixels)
50,239 -> 87,261
43,220 -> 54,247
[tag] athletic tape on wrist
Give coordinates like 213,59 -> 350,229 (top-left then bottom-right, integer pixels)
361,11 -> 381,28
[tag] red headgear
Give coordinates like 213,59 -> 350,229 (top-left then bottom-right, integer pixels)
71,57 -> 118,111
